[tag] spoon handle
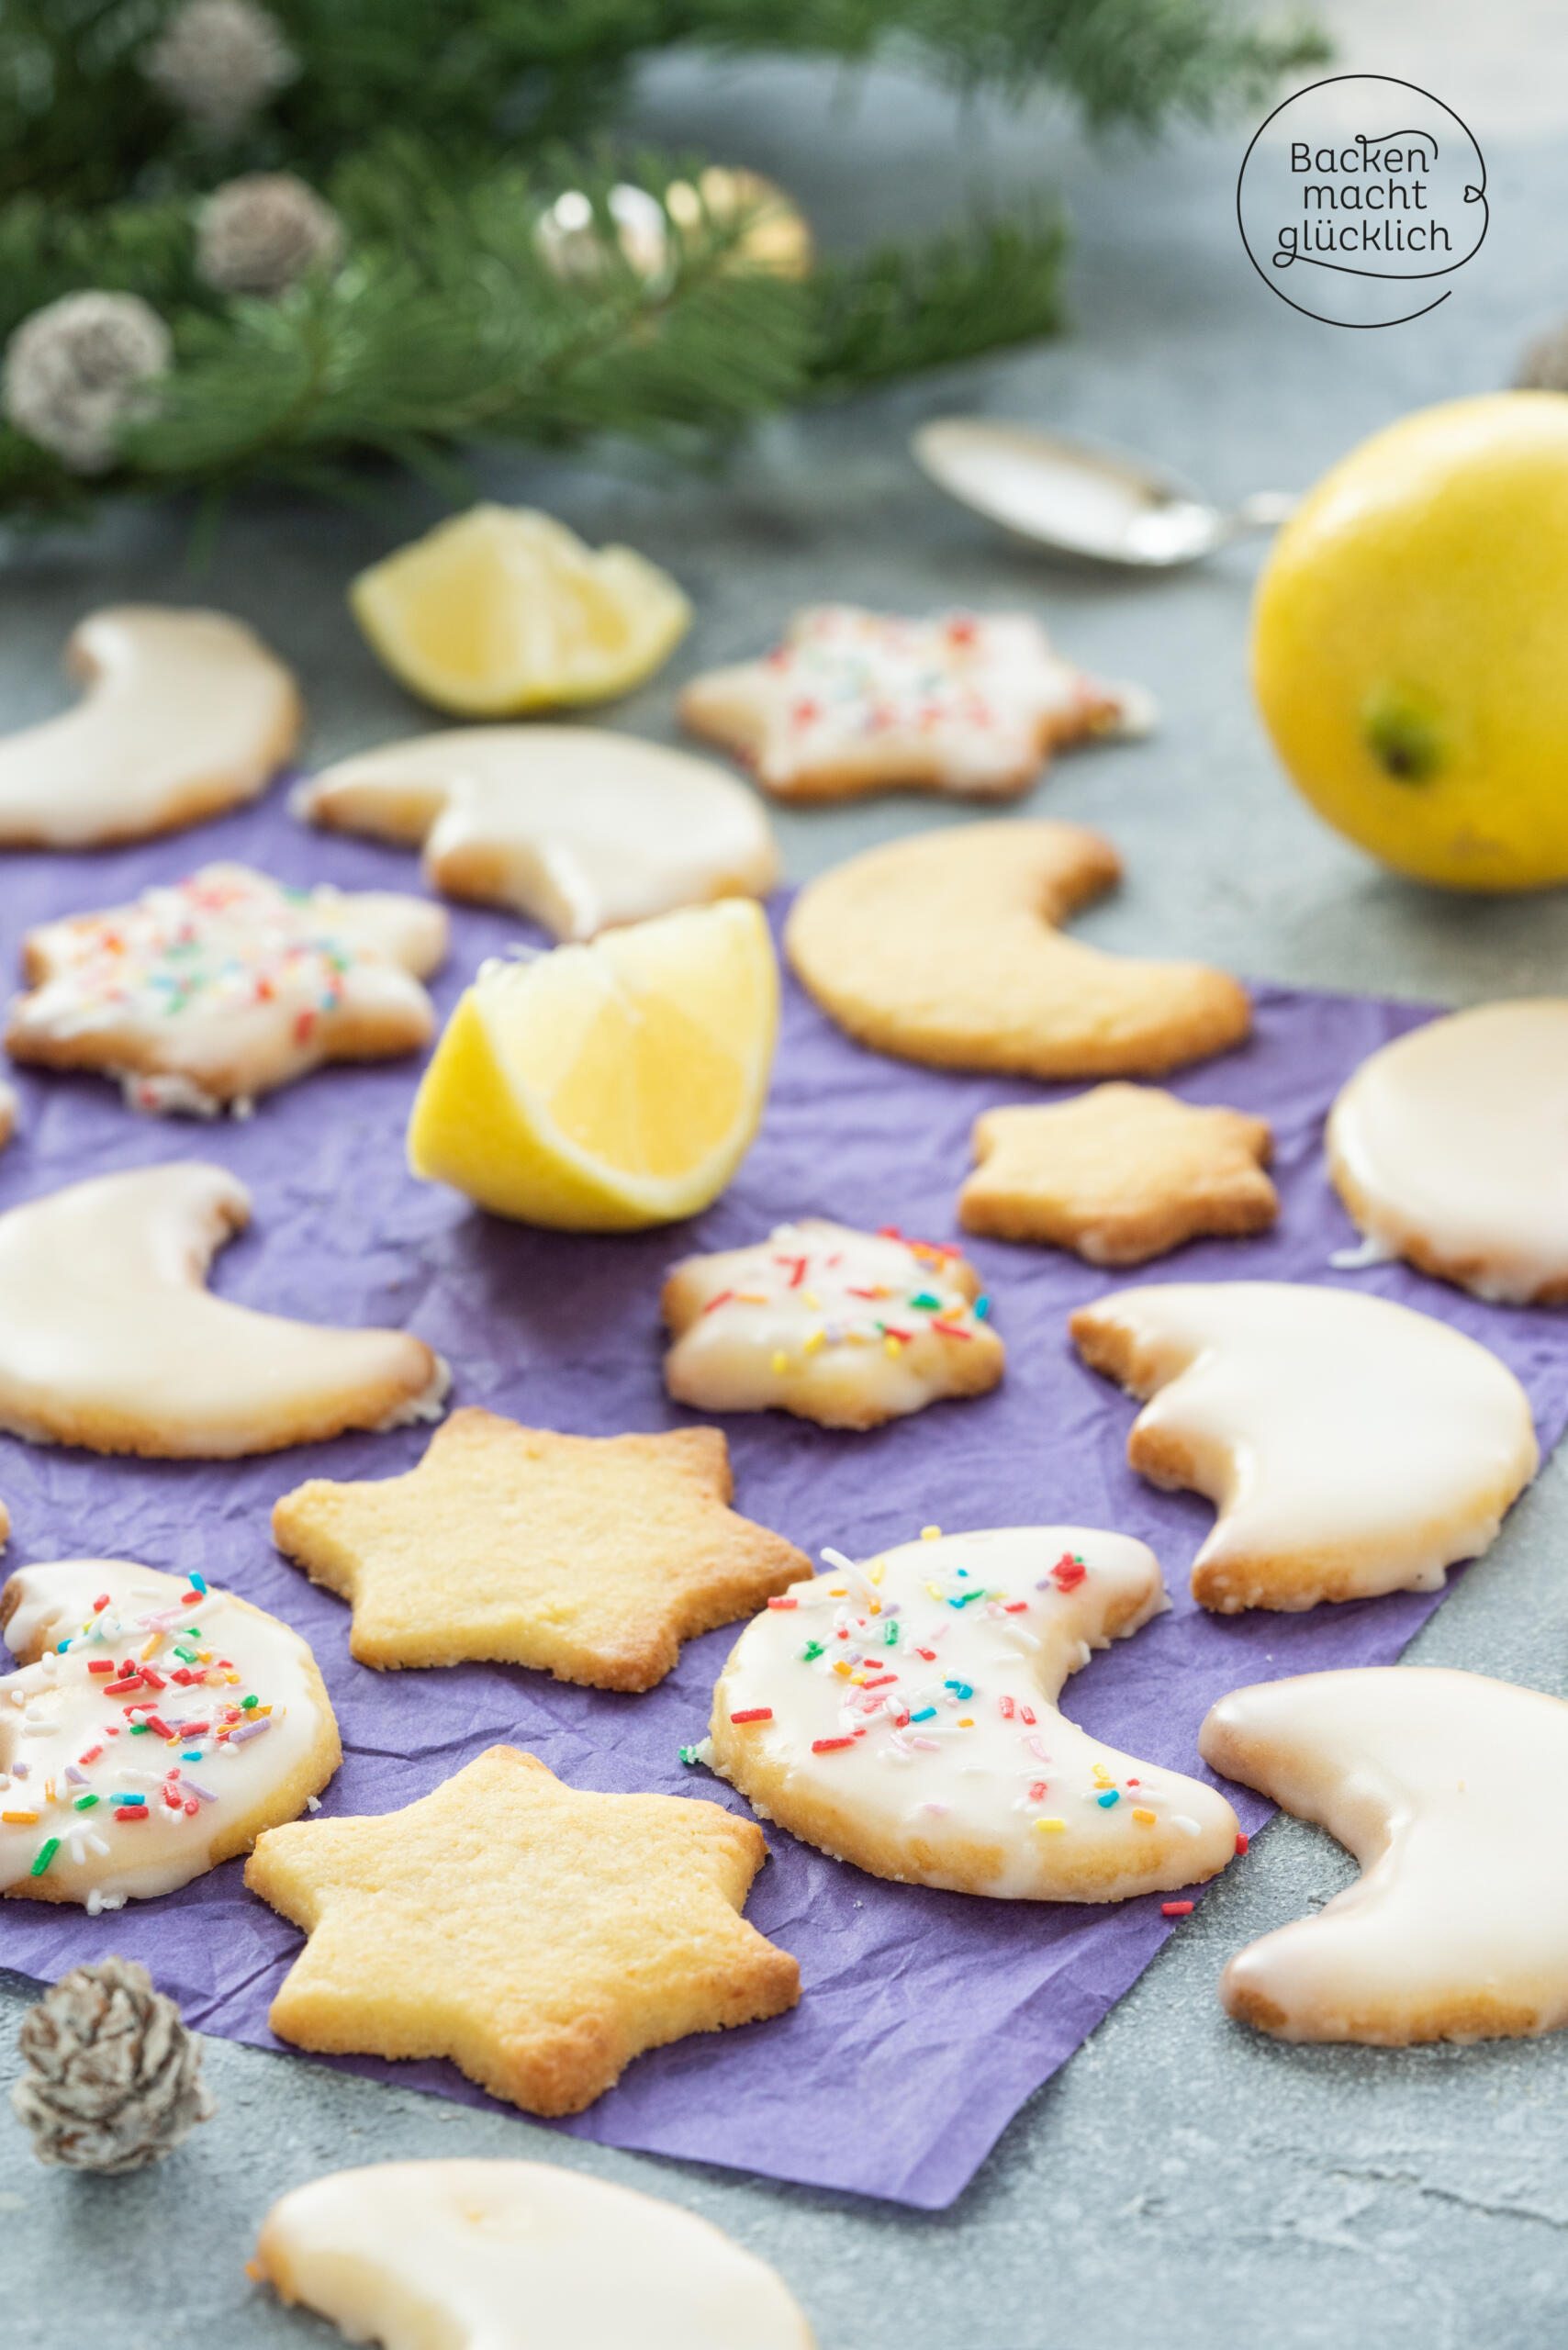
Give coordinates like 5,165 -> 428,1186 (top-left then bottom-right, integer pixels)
1228,489 -> 1299,535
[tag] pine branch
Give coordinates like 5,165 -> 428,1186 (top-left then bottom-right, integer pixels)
808,209 -> 1066,396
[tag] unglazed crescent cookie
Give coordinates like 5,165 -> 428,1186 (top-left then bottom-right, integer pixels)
0,1162 -> 449,1456
661,1219 -> 1003,1429
1070,1281 -> 1538,1613
1327,1001 -> 1568,1304
0,608 -> 301,848
251,2160 -> 816,2350
1201,1667 -> 1568,2043
0,1557 -> 340,1912
707,1528 -> 1238,1898
7,864 -> 448,1117
785,823 -> 1251,1079
292,725 -> 778,940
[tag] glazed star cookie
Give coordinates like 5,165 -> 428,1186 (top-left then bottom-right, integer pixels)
292,726 -> 778,940
0,1557 -> 340,1913
1070,1281 -> 1538,1612
0,608 -> 301,848
252,2160 -> 816,2350
7,864 -> 448,1117
1201,1667 -> 1568,2043
678,605 -> 1149,800
661,1219 -> 1003,1429
959,1084 -> 1277,1264
246,1745 -> 800,2115
706,1528 -> 1238,1898
0,1162 -> 449,1457
272,1412 -> 812,1687
785,823 -> 1251,1079
1327,1000 -> 1568,1304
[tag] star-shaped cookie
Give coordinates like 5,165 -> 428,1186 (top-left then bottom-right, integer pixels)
678,604 -> 1150,801
959,1084 -> 1277,1264
246,1745 -> 801,2114
271,1411 -> 812,1687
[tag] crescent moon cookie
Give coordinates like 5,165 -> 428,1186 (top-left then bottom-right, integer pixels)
0,1161 -> 449,1457
0,1556 -> 341,1914
1327,1000 -> 1568,1304
661,1219 -> 1003,1430
1070,1281 -> 1539,1613
292,725 -> 778,941
678,605 -> 1150,801
7,863 -> 448,1118
251,2160 -> 816,2350
1201,1667 -> 1568,2044
246,1745 -> 800,2115
785,823 -> 1251,1079
0,607 -> 301,848
706,1528 -> 1238,1898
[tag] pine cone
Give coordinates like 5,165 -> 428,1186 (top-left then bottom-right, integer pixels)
197,173 -> 345,298
1517,321 -> 1568,394
143,0 -> 298,141
12,1957 -> 216,2174
2,291 -> 171,475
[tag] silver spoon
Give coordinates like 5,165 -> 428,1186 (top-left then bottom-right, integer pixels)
912,417 -> 1297,570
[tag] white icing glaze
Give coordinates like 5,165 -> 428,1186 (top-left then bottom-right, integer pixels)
7,863 -> 447,1111
0,608 -> 300,847
1327,1001 -> 1568,1304
709,1528 -> 1238,1898
0,1558 -> 331,1907
0,1161 -> 449,1457
1201,1666 -> 1568,2042
253,2159 -> 815,2350
663,1218 -> 1002,1427
1072,1281 -> 1539,1611
293,726 -> 778,941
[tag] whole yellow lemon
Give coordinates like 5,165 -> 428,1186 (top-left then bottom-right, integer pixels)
1251,392 -> 1568,890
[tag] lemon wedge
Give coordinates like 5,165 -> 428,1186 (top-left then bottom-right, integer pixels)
407,899 -> 778,1228
351,505 -> 691,717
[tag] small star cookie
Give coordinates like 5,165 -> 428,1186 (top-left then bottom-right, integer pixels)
7,863 -> 448,1117
271,1412 -> 812,1688
245,1745 -> 801,2115
959,1084 -> 1277,1264
678,604 -> 1149,801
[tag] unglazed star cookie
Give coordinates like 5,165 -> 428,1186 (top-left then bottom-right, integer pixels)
785,823 -> 1251,1079
272,1412 -> 812,1687
0,608 -> 301,848
1327,1000 -> 1568,1304
246,1745 -> 800,2115
678,605 -> 1149,801
960,1084 -> 1276,1264
1201,1667 -> 1568,2044
0,1556 -> 340,1913
252,2160 -> 816,2350
292,726 -> 778,940
707,1528 -> 1238,1898
7,863 -> 448,1118
0,1162 -> 449,1457
0,1080 -> 15,1152
1070,1281 -> 1538,1613
661,1219 -> 1003,1429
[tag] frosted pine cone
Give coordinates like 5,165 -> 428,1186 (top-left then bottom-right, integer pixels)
12,1956 -> 215,2173
2,292 -> 171,475
143,0 -> 298,140
197,173 -> 345,297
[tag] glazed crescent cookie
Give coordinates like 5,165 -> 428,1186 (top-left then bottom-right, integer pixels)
785,822 -> 1251,1079
7,864 -> 448,1117
1327,1000 -> 1568,1304
292,725 -> 778,940
0,1162 -> 449,1456
1201,1667 -> 1568,2044
0,1557 -> 341,1912
1070,1281 -> 1539,1612
706,1528 -> 1239,1899
0,608 -> 301,848
251,2160 -> 816,2350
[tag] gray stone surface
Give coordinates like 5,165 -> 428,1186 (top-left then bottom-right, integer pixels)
6,28 -> 1568,2349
